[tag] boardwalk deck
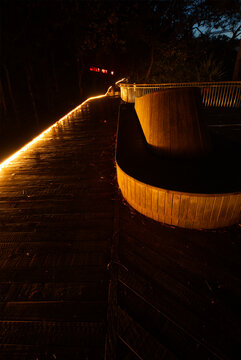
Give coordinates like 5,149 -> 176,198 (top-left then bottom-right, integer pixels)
115,205 -> 241,360
0,97 -> 119,359
0,96 -> 240,359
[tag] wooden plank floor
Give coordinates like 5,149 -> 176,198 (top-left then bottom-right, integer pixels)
0,96 -> 240,359
0,97 -> 120,359
113,200 -> 241,360
111,104 -> 241,360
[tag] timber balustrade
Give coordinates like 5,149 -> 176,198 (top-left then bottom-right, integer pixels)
119,81 -> 241,108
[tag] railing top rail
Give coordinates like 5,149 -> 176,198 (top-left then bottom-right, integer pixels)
119,81 -> 241,87
119,81 -> 241,108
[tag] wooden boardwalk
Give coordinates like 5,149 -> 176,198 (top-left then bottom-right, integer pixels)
0,97 -> 119,359
113,204 -> 241,360
0,96 -> 240,359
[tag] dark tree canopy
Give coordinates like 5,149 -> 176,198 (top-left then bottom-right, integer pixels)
0,0 -> 240,145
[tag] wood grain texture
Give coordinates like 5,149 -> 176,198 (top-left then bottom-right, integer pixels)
116,164 -> 241,229
116,219 -> 241,360
0,97 -> 120,359
135,87 -> 211,157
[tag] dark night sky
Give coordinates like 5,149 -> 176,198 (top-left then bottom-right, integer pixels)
0,0 -> 240,150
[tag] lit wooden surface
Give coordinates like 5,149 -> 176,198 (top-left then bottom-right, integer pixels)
116,103 -> 241,230
135,87 -> 210,157
117,164 -> 241,229
0,97 -> 120,359
0,97 -> 240,359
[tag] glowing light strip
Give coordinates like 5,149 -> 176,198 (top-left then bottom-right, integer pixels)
0,93 -> 107,173
0,76 -> 125,174
115,78 -> 127,85
106,78 -> 127,94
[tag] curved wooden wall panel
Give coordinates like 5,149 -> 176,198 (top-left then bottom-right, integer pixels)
135,88 -> 210,157
116,164 -> 241,230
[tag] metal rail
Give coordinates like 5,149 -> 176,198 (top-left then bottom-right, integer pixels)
119,81 -> 241,108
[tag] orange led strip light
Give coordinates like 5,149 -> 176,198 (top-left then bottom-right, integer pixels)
0,94 -> 107,173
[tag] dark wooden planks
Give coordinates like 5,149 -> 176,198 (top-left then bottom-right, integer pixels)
0,320 -> 106,359
115,200 -> 241,359
0,97 -> 120,359
1,96 -> 241,359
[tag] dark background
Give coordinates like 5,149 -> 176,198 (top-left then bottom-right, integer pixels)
0,0 -> 240,160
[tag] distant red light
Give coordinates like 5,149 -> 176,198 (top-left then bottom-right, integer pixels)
89,66 -> 114,75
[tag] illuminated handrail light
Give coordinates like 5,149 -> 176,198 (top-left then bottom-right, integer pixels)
0,93 -> 108,174
115,78 -> 127,85
106,78 -> 127,95
0,76 -> 125,174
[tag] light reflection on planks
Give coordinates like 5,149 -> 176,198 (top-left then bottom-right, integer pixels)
0,97 -> 120,358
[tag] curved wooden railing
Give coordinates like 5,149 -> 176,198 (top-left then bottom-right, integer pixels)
116,164 -> 241,230
119,81 -> 241,108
